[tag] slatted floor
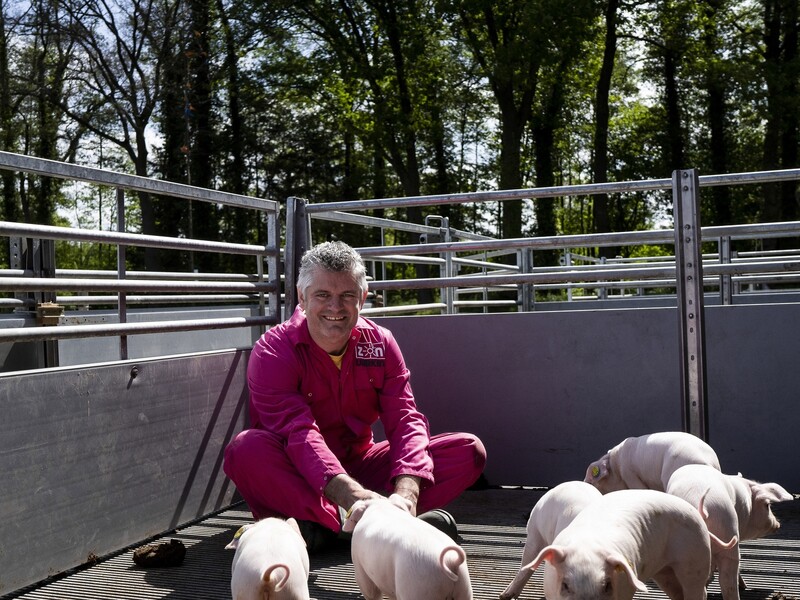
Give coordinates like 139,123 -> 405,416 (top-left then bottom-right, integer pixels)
3,488 -> 799,600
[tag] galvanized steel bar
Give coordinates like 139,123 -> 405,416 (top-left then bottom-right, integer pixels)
310,210 -> 493,241
117,187 -> 128,360
305,177 -> 674,213
0,277 -> 276,293
0,315 -> 277,343
304,167 -> 800,215
0,221 -> 270,255
0,150 -> 278,212
369,264 -> 679,290
357,229 -> 675,258
56,269 -> 264,281
673,169 -> 709,442
56,294 -> 259,305
284,197 -> 310,315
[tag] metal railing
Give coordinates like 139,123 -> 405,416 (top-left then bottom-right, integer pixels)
0,151 -> 281,365
283,167 -> 800,441
283,171 -> 800,315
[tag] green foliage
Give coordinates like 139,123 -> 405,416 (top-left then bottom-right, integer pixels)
0,0 -> 798,273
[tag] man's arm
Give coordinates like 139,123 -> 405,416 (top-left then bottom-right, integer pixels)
392,474 -> 421,516
324,473 -> 383,512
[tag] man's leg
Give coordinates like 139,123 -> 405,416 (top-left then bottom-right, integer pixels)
223,428 -> 341,531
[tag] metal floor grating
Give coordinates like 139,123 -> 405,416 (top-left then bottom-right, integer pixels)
4,488 -> 799,600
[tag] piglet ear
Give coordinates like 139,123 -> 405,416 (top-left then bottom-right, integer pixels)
585,457 -> 610,484
342,500 -> 368,533
225,523 -> 252,550
607,554 -> 647,593
753,482 -> 793,503
286,517 -> 303,538
523,545 -> 566,573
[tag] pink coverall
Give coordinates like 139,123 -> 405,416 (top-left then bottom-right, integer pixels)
223,306 -> 487,532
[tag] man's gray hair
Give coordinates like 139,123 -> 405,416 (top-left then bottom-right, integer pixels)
297,241 -> 368,294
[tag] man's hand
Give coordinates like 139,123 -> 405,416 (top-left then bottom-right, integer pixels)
324,474 -> 382,512
393,475 -> 421,516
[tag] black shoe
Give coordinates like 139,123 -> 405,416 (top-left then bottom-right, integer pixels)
418,509 -> 459,542
296,520 -> 337,554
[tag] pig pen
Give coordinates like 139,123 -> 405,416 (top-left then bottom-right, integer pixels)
3,487 -> 799,600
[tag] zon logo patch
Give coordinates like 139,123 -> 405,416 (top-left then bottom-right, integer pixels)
356,329 -> 385,365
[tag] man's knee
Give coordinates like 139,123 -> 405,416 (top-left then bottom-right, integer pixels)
223,428 -> 283,481
432,431 -> 487,474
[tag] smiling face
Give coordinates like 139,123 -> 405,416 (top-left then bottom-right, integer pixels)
298,267 -> 368,354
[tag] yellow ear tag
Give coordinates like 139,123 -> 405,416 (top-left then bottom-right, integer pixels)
591,466 -> 600,477
233,525 -> 247,539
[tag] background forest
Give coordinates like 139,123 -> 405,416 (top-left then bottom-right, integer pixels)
1,0 -> 799,273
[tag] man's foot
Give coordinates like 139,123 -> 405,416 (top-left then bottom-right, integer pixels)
296,520 -> 338,554
418,509 -> 459,542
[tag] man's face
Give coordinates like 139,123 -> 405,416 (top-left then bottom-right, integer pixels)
298,268 -> 367,354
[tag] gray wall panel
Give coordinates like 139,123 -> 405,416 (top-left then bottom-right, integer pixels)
0,349 -> 250,595
379,309 -> 684,487
3,303 -> 799,595
378,304 -> 800,491
705,303 -> 800,484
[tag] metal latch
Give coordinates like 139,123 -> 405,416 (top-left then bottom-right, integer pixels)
36,302 -> 63,326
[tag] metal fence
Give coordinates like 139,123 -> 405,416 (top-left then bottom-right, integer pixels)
282,168 -> 800,441
0,151 -> 281,366
283,168 -> 800,315
4,149 -> 800,413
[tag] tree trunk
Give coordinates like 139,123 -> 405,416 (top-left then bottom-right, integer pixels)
188,0 -> 216,273
592,0 -> 618,257
663,48 -> 684,172
703,0 -> 731,225
779,0 -> 799,230
0,2 -> 18,223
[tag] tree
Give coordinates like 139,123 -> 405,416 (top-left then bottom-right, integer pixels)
59,0 -> 182,269
592,0 -> 619,250
761,0 -> 800,244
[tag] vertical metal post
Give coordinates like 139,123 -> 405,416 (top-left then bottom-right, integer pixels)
442,218 -> 454,314
719,236 -> 732,305
267,210 -> 280,320
40,239 -> 58,367
519,248 -> 534,311
117,188 -> 128,360
10,236 -> 59,367
284,196 -> 310,318
673,169 -> 709,441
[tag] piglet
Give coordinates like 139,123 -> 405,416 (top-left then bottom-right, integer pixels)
585,431 -> 721,493
342,494 -> 473,600
225,517 -> 310,600
500,481 -> 602,600
666,464 -> 794,600
526,489 -> 718,600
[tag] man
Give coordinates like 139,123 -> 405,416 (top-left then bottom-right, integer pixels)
223,240 -> 487,551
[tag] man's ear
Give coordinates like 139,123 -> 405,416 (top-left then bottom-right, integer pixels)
297,286 -> 306,309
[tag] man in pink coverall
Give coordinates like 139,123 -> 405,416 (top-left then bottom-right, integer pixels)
223,240 -> 487,551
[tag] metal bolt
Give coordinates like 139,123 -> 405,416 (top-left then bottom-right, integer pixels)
130,366 -> 139,379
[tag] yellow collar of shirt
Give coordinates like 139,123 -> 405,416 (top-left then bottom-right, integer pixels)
328,350 -> 345,370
